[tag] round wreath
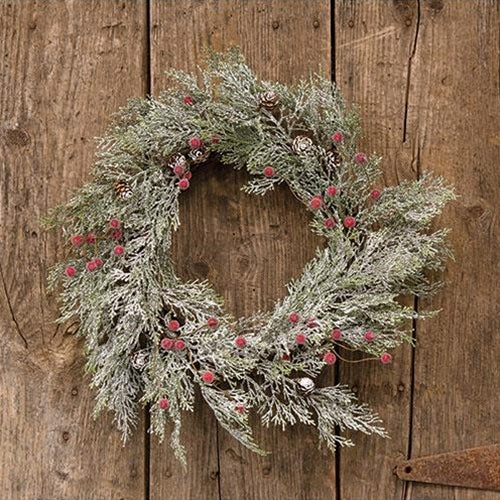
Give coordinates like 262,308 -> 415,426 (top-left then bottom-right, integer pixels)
46,49 -> 454,464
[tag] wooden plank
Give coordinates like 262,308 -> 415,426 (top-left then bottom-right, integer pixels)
0,1 -> 147,498
149,1 -> 332,499
334,1 -> 419,498
406,1 -> 500,499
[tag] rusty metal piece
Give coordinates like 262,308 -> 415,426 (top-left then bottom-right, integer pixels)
395,444 -> 500,492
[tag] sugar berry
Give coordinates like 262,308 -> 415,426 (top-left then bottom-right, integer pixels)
183,171 -> 192,180
160,338 -> 174,350
109,218 -> 121,229
93,257 -> 103,268
178,178 -> 190,190
182,95 -> 194,105
158,398 -> 170,410
174,339 -> 186,351
168,319 -> 180,332
295,333 -> 307,345
111,229 -> 122,240
380,352 -> 392,364
188,136 -> 202,149
282,353 -> 291,362
263,166 -> 275,178
343,216 -> 356,228
202,370 -> 215,384
324,217 -> 336,229
86,260 -> 97,272
235,336 -> 247,348
354,152 -> 367,165
86,233 -> 96,244
326,185 -> 338,197
65,266 -> 76,277
371,189 -> 381,200
207,317 -> 219,329
331,131 -> 344,143
364,330 -> 375,342
288,312 -> 300,324
235,403 -> 246,414
331,328 -> 342,340
323,352 -> 337,365
71,235 -> 84,247
309,196 -> 323,210
113,245 -> 124,256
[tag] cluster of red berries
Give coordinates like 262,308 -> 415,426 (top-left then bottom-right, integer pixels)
65,218 -> 125,277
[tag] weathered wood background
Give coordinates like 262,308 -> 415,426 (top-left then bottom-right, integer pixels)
1,1 -> 499,499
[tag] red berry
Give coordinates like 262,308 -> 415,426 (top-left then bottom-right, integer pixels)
168,319 -> 180,332
309,196 -> 323,210
178,178 -> 190,190
343,216 -> 356,228
202,371 -> 215,384
263,166 -> 275,178
207,317 -> 219,329
211,135 -> 220,144
71,235 -> 84,246
380,352 -> 392,364
295,333 -> 307,345
331,131 -> 344,143
371,189 -> 381,200
65,266 -> 76,277
173,164 -> 185,177
113,245 -> 124,256
86,260 -> 97,272
109,218 -> 121,229
86,233 -> 96,244
235,403 -> 246,414
326,185 -> 338,197
183,171 -> 192,180
111,229 -> 122,240
331,328 -> 342,340
354,152 -> 367,165
288,312 -> 300,324
282,353 -> 291,362
188,136 -> 202,149
324,217 -> 336,229
235,336 -> 247,348
323,352 -> 337,365
182,95 -> 194,105
160,338 -> 174,350
158,398 -> 170,410
93,257 -> 103,268
364,330 -> 375,342
174,339 -> 186,351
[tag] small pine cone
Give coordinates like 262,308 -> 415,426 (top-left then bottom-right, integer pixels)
291,135 -> 314,156
326,149 -> 342,169
114,180 -> 133,200
189,147 -> 209,164
131,350 -> 148,370
166,153 -> 187,170
259,90 -> 279,109
296,377 -> 315,396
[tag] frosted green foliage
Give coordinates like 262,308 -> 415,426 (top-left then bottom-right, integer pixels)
45,49 -> 455,466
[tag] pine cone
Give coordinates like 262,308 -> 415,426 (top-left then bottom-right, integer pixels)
259,90 -> 279,109
296,377 -> 315,395
291,135 -> 314,155
131,351 -> 148,370
166,152 -> 187,170
189,147 -> 209,164
114,180 -> 133,200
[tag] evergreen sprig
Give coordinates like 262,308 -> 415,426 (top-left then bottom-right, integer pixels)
45,48 -> 454,466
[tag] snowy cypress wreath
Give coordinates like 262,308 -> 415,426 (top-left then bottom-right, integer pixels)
46,49 -> 454,465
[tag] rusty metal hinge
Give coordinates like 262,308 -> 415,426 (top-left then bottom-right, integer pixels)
395,444 -> 500,492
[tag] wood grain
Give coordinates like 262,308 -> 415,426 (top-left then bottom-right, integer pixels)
149,1 -> 332,499
406,1 -> 500,499
334,2 -> 419,499
0,1 -> 147,499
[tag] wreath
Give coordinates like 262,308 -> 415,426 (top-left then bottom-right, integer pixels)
46,49 -> 454,465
